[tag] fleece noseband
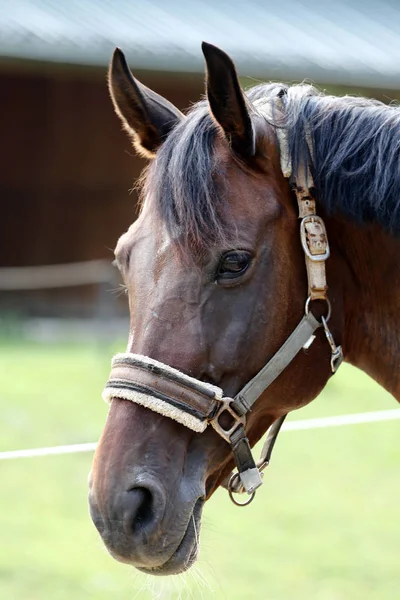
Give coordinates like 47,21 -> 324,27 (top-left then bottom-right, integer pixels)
102,98 -> 343,506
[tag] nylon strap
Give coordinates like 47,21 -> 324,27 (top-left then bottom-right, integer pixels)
232,312 -> 320,416
227,414 -> 287,494
224,312 -> 321,494
258,413 -> 287,469
230,425 -> 257,473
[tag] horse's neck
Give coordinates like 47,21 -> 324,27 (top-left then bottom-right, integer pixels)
330,218 -> 400,399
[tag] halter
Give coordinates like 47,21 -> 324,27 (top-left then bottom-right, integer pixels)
102,99 -> 343,506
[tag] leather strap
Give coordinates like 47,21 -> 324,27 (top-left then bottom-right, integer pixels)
300,215 -> 329,300
255,96 -> 330,302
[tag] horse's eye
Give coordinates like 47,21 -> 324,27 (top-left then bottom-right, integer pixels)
217,251 -> 252,280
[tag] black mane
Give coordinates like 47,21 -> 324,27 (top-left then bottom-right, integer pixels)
144,83 -> 400,250
277,84 -> 400,233
143,102 -> 223,251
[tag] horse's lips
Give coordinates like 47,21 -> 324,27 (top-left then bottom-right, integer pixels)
137,498 -> 204,576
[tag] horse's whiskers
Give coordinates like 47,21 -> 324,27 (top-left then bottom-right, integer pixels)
191,565 -> 215,595
192,514 -> 200,554
177,572 -> 195,600
108,283 -> 128,297
131,572 -> 152,600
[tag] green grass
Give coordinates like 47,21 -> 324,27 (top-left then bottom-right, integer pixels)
1,337 -> 399,600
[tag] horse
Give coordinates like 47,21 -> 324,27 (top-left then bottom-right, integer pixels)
88,42 -> 400,575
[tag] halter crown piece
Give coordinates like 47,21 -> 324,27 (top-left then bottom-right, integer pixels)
102,98 -> 344,507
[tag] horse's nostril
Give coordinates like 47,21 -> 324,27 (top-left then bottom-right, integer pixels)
126,486 -> 155,535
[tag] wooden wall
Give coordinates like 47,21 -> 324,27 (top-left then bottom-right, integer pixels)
1,64 -> 203,268
0,63 -> 203,316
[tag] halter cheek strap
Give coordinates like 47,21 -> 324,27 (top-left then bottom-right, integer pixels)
255,95 -> 331,303
102,99 -> 344,506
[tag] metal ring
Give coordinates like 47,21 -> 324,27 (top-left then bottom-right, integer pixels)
227,473 -> 256,507
304,296 -> 331,324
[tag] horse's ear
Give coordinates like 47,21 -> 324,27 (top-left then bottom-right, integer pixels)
108,48 -> 184,158
202,42 -> 255,158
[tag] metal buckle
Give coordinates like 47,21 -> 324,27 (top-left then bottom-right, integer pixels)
210,397 -> 246,443
300,215 -> 330,262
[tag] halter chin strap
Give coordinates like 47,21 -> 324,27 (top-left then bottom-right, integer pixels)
102,99 -> 344,506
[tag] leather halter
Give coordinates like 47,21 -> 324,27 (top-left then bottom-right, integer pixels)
102,101 -> 344,506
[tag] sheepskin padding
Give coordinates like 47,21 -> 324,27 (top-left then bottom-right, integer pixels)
102,386 -> 208,433
102,353 -> 224,433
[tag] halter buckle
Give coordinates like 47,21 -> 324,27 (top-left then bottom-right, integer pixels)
210,397 -> 246,444
300,215 -> 330,261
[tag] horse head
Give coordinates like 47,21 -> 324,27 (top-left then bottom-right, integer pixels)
88,43 -> 341,574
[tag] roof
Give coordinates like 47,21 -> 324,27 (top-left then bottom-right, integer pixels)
2,0 -> 400,88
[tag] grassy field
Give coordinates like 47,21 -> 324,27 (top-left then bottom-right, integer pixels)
1,336 -> 399,600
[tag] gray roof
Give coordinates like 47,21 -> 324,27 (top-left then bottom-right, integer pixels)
2,0 -> 400,88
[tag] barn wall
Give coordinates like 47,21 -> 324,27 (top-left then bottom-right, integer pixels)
1,66 -> 203,268
0,64 -> 203,316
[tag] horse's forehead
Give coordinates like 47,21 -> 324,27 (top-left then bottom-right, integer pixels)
116,134 -> 279,263
212,138 -> 270,194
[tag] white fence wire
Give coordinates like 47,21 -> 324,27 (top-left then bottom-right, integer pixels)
1,408 -> 399,461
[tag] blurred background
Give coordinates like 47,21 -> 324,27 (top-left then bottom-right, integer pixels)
1,1 -> 400,599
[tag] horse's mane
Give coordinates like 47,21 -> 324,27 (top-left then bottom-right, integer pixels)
142,101 -> 224,252
272,83 -> 400,234
143,82 -> 400,251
